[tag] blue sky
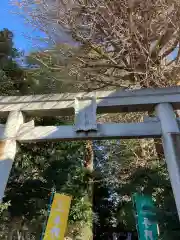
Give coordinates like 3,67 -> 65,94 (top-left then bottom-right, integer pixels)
0,0 -> 45,54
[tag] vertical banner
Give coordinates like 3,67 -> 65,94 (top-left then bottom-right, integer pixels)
43,193 -> 72,240
133,194 -> 158,240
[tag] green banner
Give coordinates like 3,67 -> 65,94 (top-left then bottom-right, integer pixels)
133,194 -> 158,240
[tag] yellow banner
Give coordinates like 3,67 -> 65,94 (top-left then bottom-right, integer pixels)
43,193 -> 72,240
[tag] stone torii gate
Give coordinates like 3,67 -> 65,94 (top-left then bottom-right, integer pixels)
0,86 -> 180,219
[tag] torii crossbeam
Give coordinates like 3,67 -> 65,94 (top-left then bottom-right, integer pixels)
0,86 -> 180,220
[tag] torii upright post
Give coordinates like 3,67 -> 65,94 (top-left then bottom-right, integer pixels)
0,111 -> 24,202
156,103 -> 180,219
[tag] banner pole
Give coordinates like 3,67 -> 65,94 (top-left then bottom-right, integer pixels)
40,187 -> 56,240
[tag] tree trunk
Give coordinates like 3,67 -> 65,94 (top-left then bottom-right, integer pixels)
7,228 -> 14,240
84,140 -> 94,172
17,230 -> 21,240
84,140 -> 94,240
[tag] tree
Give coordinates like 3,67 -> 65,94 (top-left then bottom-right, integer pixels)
24,45 -> 80,94
16,0 -> 180,90
0,28 -> 26,96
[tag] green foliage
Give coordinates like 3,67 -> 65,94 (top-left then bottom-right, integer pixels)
0,28 -> 26,96
3,140 -> 92,239
0,201 -> 11,214
93,139 -> 180,239
25,44 -> 81,94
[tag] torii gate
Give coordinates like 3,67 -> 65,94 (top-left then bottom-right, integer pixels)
0,86 -> 180,219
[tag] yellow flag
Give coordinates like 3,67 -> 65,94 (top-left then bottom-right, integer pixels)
43,193 -> 72,240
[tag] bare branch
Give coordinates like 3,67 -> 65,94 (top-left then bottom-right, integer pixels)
14,0 -> 180,90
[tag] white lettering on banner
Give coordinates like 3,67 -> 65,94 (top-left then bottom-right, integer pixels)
144,229 -> 153,240
55,201 -> 64,212
51,226 -> 60,238
143,218 -> 152,228
54,216 -> 61,225
50,214 -> 62,238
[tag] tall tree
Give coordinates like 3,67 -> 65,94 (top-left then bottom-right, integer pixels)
16,0 -> 180,90
0,28 -> 27,95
